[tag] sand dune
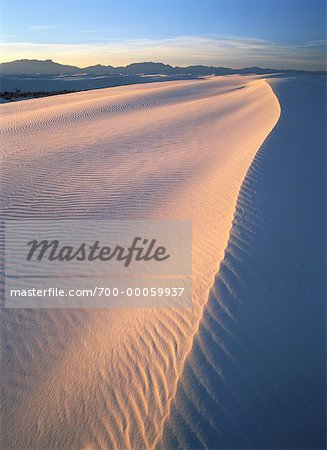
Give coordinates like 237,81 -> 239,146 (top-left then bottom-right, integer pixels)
1,76 -> 280,449
159,75 -> 326,449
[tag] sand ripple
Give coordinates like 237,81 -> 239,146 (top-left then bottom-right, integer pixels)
1,76 -> 280,449
159,75 -> 326,450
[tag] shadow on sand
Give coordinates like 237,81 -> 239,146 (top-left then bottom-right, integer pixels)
159,74 -> 326,449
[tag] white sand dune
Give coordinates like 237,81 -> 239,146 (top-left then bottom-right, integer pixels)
1,76 -> 280,449
159,75 -> 326,450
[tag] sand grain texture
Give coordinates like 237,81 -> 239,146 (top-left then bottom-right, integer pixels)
159,75 -> 326,450
1,76 -> 281,449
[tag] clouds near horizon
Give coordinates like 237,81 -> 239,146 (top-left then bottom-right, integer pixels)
1,0 -> 325,70
1,35 -> 325,70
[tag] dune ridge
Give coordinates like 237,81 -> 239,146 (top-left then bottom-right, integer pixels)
1,76 -> 280,449
159,75 -> 326,449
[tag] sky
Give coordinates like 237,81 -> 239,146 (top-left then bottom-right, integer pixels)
0,0 -> 326,70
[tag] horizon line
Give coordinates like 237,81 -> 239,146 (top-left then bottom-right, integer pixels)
1,58 -> 326,73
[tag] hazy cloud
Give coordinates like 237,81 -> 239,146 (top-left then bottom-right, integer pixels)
1,35 -> 325,70
81,29 -> 126,33
28,25 -> 59,31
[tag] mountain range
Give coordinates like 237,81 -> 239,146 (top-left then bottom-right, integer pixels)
1,59 -> 325,76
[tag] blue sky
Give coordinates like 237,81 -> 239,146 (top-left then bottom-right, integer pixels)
0,0 -> 326,69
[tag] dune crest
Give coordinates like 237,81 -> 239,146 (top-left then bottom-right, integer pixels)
159,75 -> 326,450
1,76 -> 280,449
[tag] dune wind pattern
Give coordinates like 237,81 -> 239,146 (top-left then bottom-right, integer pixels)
159,75 -> 326,450
1,76 -> 281,449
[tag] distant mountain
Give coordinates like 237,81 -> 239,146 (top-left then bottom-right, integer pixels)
0,59 -> 81,75
0,60 -> 179,76
174,65 -> 232,75
0,59 -> 325,77
81,64 -> 116,75
117,62 -> 176,75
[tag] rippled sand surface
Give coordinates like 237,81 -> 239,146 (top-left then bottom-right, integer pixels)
160,75 -> 326,450
1,76 -> 280,449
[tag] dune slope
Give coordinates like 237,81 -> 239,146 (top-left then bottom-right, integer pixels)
1,76 -> 280,449
159,75 -> 326,449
